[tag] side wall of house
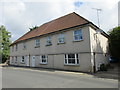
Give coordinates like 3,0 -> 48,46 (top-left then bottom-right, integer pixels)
89,26 -> 109,71
10,26 -> 92,72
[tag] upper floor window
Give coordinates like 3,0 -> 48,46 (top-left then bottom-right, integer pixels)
73,29 -> 83,41
12,46 -> 14,52
64,54 -> 79,65
23,43 -> 26,49
40,55 -> 48,64
58,33 -> 65,44
46,36 -> 52,46
15,44 -> 18,51
35,39 -> 40,47
10,56 -> 14,63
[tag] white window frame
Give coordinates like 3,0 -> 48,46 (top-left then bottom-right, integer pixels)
40,55 -> 48,64
15,56 -> 17,64
21,56 -> 25,63
73,29 -> 83,41
16,44 -> 18,51
58,33 -> 65,44
23,43 -> 26,49
11,57 -> 14,64
12,46 -> 14,52
35,39 -> 40,47
46,36 -> 52,46
64,54 -> 79,65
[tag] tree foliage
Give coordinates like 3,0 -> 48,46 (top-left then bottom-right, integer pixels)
0,25 -> 11,63
29,25 -> 39,31
108,26 -> 120,60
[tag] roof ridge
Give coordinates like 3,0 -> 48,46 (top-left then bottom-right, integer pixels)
11,12 -> 90,45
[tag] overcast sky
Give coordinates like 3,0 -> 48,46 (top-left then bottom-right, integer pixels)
0,0 -> 119,42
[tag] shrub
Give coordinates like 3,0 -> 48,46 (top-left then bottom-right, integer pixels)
100,63 -> 107,71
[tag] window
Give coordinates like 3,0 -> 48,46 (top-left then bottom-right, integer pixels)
16,44 -> 18,51
58,33 -> 65,44
73,29 -> 83,41
23,43 -> 26,49
40,55 -> 48,64
21,56 -> 25,63
12,46 -> 14,52
35,39 -> 40,47
46,36 -> 52,46
64,54 -> 79,65
15,56 -> 17,63
11,57 -> 14,63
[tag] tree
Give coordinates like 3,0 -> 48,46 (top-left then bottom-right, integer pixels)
108,26 -> 120,61
0,25 -> 11,63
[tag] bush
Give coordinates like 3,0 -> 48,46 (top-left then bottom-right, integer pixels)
100,64 -> 107,71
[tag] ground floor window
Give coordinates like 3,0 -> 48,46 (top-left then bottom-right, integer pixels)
21,56 -> 25,63
64,54 -> 79,65
10,57 -> 14,64
40,55 -> 48,64
15,56 -> 17,64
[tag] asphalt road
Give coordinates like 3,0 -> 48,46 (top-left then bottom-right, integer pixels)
2,67 -> 118,88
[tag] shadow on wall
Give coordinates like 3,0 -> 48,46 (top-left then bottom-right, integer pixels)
92,33 -> 109,71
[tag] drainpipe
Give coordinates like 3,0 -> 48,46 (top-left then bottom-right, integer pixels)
29,54 -> 30,67
93,52 -> 96,73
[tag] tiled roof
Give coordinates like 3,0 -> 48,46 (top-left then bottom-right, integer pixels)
11,12 -> 91,45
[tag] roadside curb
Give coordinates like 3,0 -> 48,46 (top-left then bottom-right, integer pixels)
3,65 -> 92,76
2,65 -> 118,81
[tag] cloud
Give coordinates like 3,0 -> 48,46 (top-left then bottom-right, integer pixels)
0,0 -> 119,42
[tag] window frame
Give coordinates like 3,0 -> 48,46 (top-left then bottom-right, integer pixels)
46,36 -> 52,46
11,56 -> 14,64
12,46 -> 14,52
40,55 -> 48,64
73,29 -> 83,41
15,56 -> 17,64
23,43 -> 26,50
35,39 -> 40,47
21,56 -> 25,63
58,33 -> 65,44
64,54 -> 79,65
15,44 -> 18,51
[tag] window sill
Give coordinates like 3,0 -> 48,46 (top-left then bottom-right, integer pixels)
57,42 -> 65,45
73,39 -> 83,42
46,44 -> 52,46
21,62 -> 25,64
64,64 -> 80,66
40,62 -> 48,65
35,46 -> 40,48
23,48 -> 26,50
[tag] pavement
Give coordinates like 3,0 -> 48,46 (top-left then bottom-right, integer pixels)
94,63 -> 119,80
1,63 -> 119,80
2,66 -> 118,88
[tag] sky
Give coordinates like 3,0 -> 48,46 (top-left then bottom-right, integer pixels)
0,0 -> 119,42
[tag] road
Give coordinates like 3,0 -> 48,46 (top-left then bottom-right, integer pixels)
2,67 -> 118,88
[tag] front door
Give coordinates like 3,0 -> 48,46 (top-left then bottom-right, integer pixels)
32,56 -> 35,67
26,56 -> 30,66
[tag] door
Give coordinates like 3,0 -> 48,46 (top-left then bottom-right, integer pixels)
32,56 -> 35,67
26,56 -> 30,66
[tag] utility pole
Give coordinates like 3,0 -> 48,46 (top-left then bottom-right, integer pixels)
92,8 -> 102,27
